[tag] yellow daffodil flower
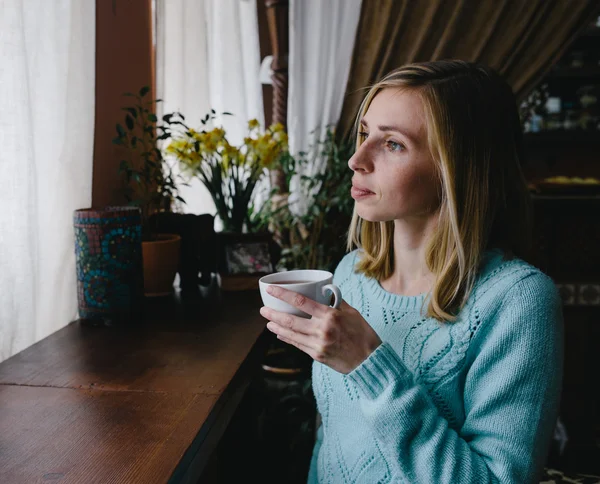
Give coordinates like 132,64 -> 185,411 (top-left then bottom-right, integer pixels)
163,116 -> 289,233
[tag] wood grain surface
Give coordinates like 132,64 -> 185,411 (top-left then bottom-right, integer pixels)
0,290 -> 271,483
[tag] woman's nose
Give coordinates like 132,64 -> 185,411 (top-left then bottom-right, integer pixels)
348,144 -> 373,173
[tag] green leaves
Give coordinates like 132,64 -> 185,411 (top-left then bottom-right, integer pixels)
114,86 -> 186,233
122,107 -> 137,118
253,126 -> 355,271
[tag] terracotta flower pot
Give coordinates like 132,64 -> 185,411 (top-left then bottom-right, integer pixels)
142,234 -> 181,297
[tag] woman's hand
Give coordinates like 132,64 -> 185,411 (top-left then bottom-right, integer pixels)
259,285 -> 382,374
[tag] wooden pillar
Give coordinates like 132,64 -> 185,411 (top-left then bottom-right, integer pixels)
93,0 -> 154,208
265,0 -> 289,194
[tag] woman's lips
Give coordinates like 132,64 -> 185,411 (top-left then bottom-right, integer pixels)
351,185 -> 375,200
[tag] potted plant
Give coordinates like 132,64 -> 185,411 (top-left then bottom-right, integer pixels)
251,127 -> 355,272
112,86 -> 184,297
164,115 -> 288,234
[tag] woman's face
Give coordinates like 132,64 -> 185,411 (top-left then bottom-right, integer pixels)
348,88 -> 441,224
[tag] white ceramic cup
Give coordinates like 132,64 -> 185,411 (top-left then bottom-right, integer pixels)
259,269 -> 342,318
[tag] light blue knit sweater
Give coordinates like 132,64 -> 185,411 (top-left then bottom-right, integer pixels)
307,249 -> 563,484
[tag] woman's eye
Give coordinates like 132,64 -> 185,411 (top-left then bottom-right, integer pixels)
386,140 -> 404,152
358,131 -> 369,140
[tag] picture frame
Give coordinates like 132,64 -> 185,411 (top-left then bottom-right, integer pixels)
216,232 -> 279,290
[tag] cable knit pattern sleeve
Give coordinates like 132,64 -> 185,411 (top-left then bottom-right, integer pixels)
347,271 -> 564,484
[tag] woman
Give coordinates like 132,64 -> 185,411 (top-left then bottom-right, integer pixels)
259,60 -> 563,483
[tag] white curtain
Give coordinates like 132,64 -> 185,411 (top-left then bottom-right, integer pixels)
0,0 -> 95,362
287,0 -> 362,213
156,0 -> 264,221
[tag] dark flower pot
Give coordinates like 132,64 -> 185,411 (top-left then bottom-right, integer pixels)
73,206 -> 144,325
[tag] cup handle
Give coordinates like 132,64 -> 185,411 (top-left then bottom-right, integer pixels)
322,284 -> 342,309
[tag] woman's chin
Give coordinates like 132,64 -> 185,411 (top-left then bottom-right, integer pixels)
356,209 -> 391,223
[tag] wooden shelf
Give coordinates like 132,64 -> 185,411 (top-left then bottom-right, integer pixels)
547,66 -> 600,79
523,130 -> 600,140
582,25 -> 600,38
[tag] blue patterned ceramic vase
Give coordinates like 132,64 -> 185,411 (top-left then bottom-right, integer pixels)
73,206 -> 144,324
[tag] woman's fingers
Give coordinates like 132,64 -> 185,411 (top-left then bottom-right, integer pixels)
260,306 -> 316,336
265,285 -> 329,318
267,321 -> 314,347
275,333 -> 322,362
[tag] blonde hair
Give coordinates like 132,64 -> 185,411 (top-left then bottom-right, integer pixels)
347,60 -> 532,321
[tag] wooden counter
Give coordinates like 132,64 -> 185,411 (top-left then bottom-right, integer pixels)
0,290 -> 270,484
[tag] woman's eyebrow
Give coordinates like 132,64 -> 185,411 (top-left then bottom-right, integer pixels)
360,118 -> 417,144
